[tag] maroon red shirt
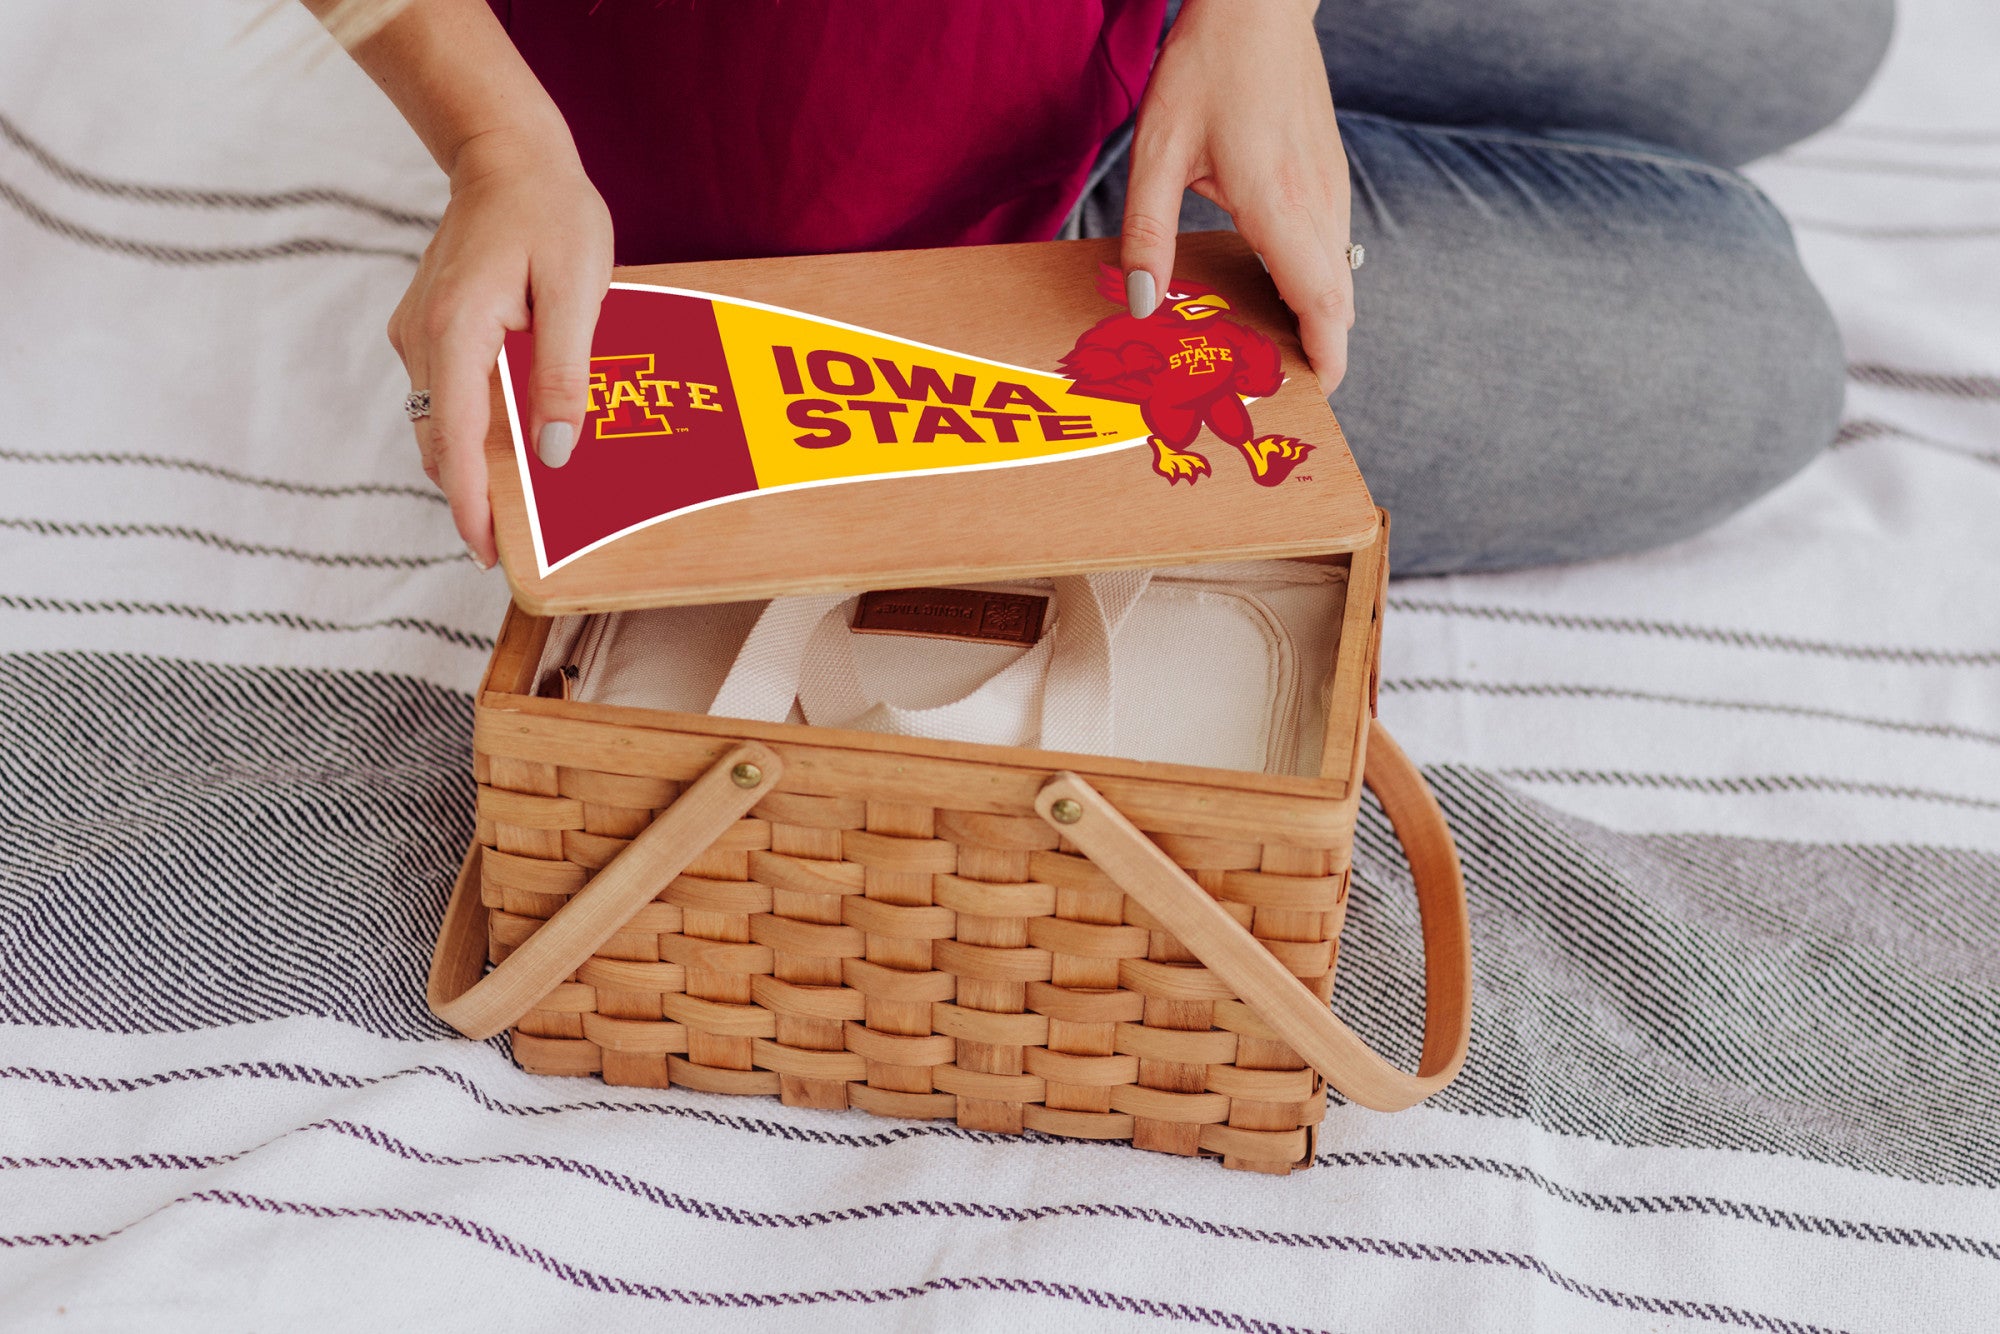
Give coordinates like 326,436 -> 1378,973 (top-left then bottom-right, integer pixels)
489,1 -> 1166,264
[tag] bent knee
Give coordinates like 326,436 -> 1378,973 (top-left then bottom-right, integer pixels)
1709,0 -> 1896,165
1318,0 -> 1895,168
1336,160 -> 1845,576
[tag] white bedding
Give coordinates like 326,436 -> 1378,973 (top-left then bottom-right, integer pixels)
2,3 -> 1996,1332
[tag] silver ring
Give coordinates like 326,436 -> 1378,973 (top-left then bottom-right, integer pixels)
1346,244 -> 1365,271
404,390 -> 431,421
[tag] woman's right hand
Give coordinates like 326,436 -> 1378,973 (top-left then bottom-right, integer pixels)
386,127 -> 613,567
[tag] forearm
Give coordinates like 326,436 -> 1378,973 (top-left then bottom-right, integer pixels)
302,0 -> 575,177
1176,0 -> 1320,29
303,0 -> 612,566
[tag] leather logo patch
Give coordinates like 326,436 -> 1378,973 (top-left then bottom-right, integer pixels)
852,588 -> 1048,646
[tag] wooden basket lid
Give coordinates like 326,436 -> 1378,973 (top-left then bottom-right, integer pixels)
484,231 -> 1377,615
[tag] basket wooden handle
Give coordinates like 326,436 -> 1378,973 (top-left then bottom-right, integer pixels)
427,742 -> 783,1041
1033,720 -> 1471,1113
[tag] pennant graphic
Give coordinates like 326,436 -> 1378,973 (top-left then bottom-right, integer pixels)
499,284 -> 1156,575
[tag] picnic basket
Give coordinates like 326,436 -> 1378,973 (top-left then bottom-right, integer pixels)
426,232 -> 1472,1175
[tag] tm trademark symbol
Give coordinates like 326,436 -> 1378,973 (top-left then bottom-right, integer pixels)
1294,474 -> 1314,483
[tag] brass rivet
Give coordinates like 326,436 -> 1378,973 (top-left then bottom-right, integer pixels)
1049,798 -> 1083,825
731,762 -> 763,789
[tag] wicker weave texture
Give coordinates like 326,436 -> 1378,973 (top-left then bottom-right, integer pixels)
476,752 -> 1350,1175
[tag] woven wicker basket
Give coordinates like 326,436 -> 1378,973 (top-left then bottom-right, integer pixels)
425,236 -> 1471,1175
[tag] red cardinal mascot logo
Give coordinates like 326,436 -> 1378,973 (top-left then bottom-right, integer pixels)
1058,264 -> 1313,486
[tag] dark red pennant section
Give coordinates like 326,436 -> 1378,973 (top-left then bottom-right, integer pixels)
502,289 -> 757,568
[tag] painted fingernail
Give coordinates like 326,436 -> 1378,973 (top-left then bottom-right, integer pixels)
537,421 -> 576,468
465,543 -> 494,570
1125,269 -> 1157,318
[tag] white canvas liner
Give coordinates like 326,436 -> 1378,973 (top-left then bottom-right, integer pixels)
532,559 -> 1350,778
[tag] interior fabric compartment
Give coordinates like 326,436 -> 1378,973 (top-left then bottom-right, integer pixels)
533,560 -> 1347,776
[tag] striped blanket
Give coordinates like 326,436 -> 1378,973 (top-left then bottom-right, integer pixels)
4,2 -> 1996,1330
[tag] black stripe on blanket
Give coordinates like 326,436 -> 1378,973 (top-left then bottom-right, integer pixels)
0,593 -> 492,651
1794,219 -> 2000,240
0,177 -> 422,265
5,651 -> 1999,1187
4,1188 -> 1849,1334
12,1110 -> 1998,1266
1381,676 -> 2000,747
1345,768 -> 2000,1186
0,652 -> 470,1040
1387,597 -> 2000,667
1839,124 -> 2000,145
0,107 -> 440,230
0,515 -> 462,568
0,446 -> 449,504
1848,362 -> 2000,400
1771,153 -> 2000,180
1497,767 -> 2000,813
1834,418 -> 2000,467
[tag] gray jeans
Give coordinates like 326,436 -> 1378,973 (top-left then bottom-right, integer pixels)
1070,0 -> 1894,575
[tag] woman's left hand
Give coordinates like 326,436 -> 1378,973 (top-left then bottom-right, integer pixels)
1121,0 -> 1352,394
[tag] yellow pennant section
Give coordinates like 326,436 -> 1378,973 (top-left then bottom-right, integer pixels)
711,299 -> 1151,489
